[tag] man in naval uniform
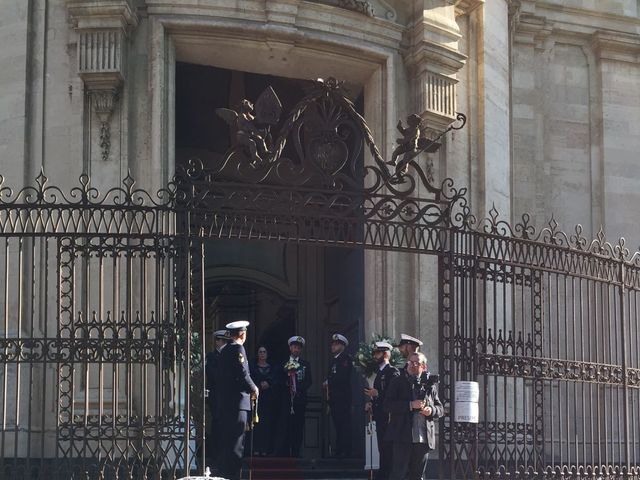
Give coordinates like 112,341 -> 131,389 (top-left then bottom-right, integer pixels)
205,329 -> 230,468
397,333 -> 423,374
364,341 -> 400,479
216,321 -> 258,480
323,333 -> 353,458
275,335 -> 312,457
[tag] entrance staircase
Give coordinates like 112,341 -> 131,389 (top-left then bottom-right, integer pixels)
239,457 -> 369,479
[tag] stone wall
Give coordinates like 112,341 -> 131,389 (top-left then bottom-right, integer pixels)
510,0 -> 640,242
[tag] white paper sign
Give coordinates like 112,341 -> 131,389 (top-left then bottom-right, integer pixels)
455,381 -> 480,403
454,401 -> 479,423
454,381 -> 479,423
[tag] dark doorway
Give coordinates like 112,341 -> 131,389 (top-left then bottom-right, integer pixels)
176,63 -> 366,460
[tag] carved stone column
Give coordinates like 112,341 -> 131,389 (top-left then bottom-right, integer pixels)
67,1 -> 138,163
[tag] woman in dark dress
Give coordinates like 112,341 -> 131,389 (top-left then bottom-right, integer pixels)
250,346 -> 276,455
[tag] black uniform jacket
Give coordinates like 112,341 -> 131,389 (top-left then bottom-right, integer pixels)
327,351 -> 352,405
383,372 -> 443,449
216,341 -> 257,412
372,363 -> 400,424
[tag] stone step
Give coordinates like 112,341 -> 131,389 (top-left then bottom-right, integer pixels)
238,457 -> 369,479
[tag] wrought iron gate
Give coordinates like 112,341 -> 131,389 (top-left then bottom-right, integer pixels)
1,77 -> 639,479
441,214 -> 640,479
0,176 -> 206,478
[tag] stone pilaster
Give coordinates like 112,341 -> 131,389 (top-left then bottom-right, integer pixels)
510,5 -> 552,228
590,31 -> 640,242
67,1 -> 138,166
402,1 -> 467,372
475,0 -> 511,219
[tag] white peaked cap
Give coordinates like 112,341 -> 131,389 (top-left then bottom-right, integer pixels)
331,334 -> 349,346
288,335 -> 306,346
374,341 -> 393,351
213,329 -> 229,339
226,320 -> 250,332
399,333 -> 423,346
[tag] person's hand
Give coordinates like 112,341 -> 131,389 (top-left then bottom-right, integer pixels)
419,406 -> 432,417
251,388 -> 259,399
364,387 -> 378,399
260,381 -> 269,390
365,402 -> 372,413
410,399 -> 424,410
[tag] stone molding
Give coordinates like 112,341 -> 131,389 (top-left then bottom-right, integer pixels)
512,0 -> 640,37
67,1 -> 139,163
145,1 -> 404,50
404,1 -> 466,129
513,11 -> 552,50
67,0 -> 139,33
313,0 -> 374,17
454,0 -> 484,17
591,31 -> 640,64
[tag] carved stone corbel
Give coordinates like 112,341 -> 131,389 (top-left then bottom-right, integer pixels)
91,87 -> 121,162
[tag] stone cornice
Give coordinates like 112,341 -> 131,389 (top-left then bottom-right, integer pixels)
403,1 -> 466,74
591,30 -> 640,64
454,0 -> 484,17
403,39 -> 467,74
513,12 -> 552,50
67,0 -> 139,33
521,1 -> 640,37
145,1 -> 405,51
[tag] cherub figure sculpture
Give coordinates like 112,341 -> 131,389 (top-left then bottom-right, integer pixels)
216,87 -> 282,166
387,113 -> 440,178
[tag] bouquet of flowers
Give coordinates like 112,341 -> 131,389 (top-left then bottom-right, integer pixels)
284,359 -> 301,413
353,334 -> 404,378
284,359 -> 300,371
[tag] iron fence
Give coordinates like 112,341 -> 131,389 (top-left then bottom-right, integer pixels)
0,78 -> 638,479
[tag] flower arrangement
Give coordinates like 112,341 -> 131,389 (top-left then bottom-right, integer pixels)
284,359 -> 300,371
284,359 -> 301,413
353,334 -> 405,377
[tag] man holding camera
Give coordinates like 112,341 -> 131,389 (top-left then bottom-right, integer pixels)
384,352 -> 443,480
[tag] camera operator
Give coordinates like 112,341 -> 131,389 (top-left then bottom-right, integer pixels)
383,352 -> 443,480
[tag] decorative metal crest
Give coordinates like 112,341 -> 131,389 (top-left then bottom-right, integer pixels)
206,77 -> 466,195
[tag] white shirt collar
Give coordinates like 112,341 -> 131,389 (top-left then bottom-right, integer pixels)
379,360 -> 389,371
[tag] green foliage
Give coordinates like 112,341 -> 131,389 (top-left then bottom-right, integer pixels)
353,333 -> 405,377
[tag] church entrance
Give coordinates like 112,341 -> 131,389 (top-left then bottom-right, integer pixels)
176,64 -> 367,460
201,241 -> 365,460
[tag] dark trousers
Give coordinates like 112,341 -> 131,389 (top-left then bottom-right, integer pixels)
329,402 -> 351,457
252,396 -> 274,454
276,403 -> 306,457
207,414 -> 222,466
375,420 -> 392,480
219,409 -> 248,480
390,443 -> 429,480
